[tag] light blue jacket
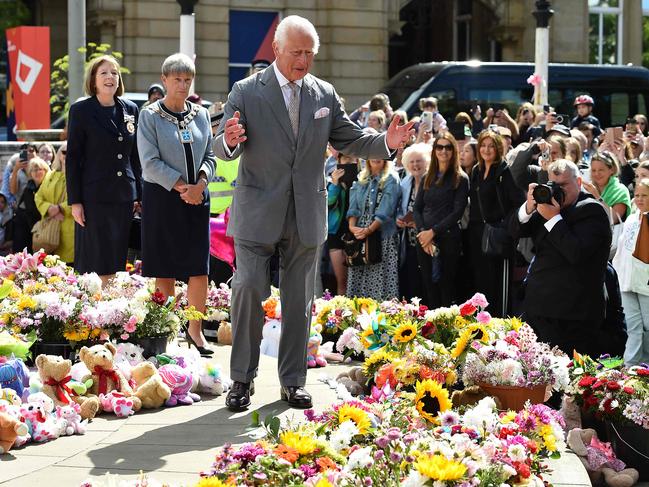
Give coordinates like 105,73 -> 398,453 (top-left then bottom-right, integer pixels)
347,173 -> 400,238
137,101 -> 215,191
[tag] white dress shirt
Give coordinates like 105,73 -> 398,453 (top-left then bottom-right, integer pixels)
518,202 -> 563,232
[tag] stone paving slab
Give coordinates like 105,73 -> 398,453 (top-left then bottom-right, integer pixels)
0,342 -> 594,486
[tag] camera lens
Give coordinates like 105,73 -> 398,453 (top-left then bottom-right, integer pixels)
532,185 -> 552,205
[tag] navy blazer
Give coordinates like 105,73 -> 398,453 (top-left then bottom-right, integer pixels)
66,96 -> 142,205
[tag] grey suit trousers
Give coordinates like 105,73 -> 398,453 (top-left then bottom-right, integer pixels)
229,197 -> 318,386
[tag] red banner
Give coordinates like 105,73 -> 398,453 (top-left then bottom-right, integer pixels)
6,26 -> 50,136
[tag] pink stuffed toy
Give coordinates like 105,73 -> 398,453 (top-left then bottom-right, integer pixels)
158,364 -> 201,406
56,403 -> 87,435
307,324 -> 327,368
99,392 -> 135,418
20,403 -> 58,443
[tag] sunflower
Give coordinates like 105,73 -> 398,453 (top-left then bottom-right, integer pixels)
414,453 -> 467,481
414,379 -> 452,424
314,478 -> 334,487
454,316 -> 469,329
280,430 -> 317,455
393,321 -> 418,343
467,323 -> 490,344
355,297 -> 377,313
337,404 -> 371,434
362,348 -> 399,377
195,477 -> 231,487
451,329 -> 472,359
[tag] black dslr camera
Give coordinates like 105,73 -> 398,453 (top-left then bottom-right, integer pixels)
532,181 -> 564,206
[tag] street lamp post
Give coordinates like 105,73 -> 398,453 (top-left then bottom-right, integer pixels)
68,0 -> 86,104
177,0 -> 198,95
532,0 -> 554,108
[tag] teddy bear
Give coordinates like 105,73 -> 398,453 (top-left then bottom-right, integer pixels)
78,343 -> 142,412
567,427 -> 639,487
217,321 -> 232,345
307,324 -> 327,368
35,354 -> 100,420
55,403 -> 87,436
336,367 -> 369,396
158,364 -> 200,406
114,342 -> 146,382
0,411 -> 28,454
451,385 -> 503,410
20,402 -> 58,443
260,319 -> 281,358
131,362 -> 171,409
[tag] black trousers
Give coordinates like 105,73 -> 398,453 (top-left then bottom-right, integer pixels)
399,242 -> 425,302
524,313 -> 604,358
468,223 -> 509,317
416,227 -> 461,308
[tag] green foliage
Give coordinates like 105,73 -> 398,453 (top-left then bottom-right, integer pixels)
0,0 -> 30,32
49,42 -> 131,117
643,17 -> 649,69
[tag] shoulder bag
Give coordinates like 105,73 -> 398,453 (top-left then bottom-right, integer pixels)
475,172 -> 514,258
342,184 -> 383,267
32,184 -> 65,255
632,211 -> 649,264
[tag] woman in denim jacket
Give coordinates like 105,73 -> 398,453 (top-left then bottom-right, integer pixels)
346,158 -> 400,300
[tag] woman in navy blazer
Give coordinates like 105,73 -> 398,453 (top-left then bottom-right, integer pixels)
66,55 -> 141,283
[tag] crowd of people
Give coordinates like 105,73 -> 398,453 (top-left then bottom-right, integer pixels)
0,19 -> 647,381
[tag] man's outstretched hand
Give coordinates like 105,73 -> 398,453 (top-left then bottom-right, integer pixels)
224,111 -> 247,150
385,115 -> 416,150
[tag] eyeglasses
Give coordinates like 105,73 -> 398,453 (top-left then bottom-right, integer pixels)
435,144 -> 453,152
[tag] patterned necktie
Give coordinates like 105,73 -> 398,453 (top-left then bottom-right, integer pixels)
287,82 -> 300,138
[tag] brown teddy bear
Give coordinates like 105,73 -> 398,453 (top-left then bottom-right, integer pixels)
336,367 -> 368,396
131,362 -> 171,409
217,321 -> 232,345
451,385 -> 503,410
0,412 -> 28,454
35,354 -> 100,420
567,427 -> 639,487
78,343 -> 142,412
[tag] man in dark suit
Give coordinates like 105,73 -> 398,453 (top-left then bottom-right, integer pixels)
510,159 -> 611,357
215,15 -> 414,411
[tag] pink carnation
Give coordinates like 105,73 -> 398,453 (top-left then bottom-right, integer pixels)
120,333 -> 130,340
124,316 -> 138,333
471,293 -> 489,309
476,311 -> 491,324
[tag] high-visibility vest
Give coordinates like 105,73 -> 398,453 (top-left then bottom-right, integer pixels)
209,157 -> 239,215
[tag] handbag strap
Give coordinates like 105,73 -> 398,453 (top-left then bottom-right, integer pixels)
474,167 -> 506,224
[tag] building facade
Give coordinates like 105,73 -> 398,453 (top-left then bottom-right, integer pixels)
21,0 -> 649,111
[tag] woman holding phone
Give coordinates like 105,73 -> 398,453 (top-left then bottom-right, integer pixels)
414,133 -> 468,307
327,153 -> 358,295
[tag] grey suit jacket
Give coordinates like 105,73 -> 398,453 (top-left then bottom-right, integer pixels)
214,65 -> 391,247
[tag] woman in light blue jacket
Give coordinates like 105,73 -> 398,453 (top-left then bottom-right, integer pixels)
346,158 -> 400,300
137,53 -> 215,356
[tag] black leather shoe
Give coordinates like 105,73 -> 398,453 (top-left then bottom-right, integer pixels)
226,381 -> 255,411
280,386 -> 312,409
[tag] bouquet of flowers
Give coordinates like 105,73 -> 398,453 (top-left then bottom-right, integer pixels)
204,282 -> 232,322
567,352 -> 649,429
462,323 -> 570,392
313,293 -> 356,338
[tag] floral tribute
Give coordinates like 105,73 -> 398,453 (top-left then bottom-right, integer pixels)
198,391 -> 566,486
0,250 -> 191,347
567,352 -> 649,429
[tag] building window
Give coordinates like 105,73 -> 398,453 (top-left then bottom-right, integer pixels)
589,0 -> 623,65
453,0 -> 472,61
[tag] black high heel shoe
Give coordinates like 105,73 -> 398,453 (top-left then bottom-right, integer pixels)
181,324 -> 214,357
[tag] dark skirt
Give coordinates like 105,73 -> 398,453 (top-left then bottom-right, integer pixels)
74,201 -> 133,275
141,181 -> 209,278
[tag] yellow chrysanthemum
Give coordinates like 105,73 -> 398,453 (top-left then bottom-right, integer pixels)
414,379 -> 452,424
9,288 -> 20,299
393,321 -> 417,343
280,430 -> 317,455
17,295 -> 36,310
444,369 -> 458,386
414,453 -> 467,481
195,478 -> 230,487
355,297 -> 376,313
451,329 -> 472,359
501,411 -> 517,424
393,358 -> 420,386
467,323 -> 490,344
337,404 -> 371,434
48,276 -> 62,285
508,316 -> 524,332
454,316 -> 469,329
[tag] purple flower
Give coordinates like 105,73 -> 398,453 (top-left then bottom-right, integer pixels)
364,477 -> 373,486
374,450 -> 385,461
253,473 -> 267,480
299,464 -> 317,478
389,452 -> 402,462
403,433 -> 417,445
375,436 -> 390,449
386,427 -> 401,441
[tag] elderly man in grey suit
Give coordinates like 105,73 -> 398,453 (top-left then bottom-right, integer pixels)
215,15 -> 414,411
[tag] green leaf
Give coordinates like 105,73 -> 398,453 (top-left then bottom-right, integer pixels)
249,410 -> 260,428
269,417 -> 281,437
550,451 -> 561,459
0,279 -> 14,299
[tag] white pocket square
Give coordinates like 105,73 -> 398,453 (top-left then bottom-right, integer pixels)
314,107 -> 330,119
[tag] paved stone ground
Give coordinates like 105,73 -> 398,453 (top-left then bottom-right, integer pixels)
0,342 -> 597,486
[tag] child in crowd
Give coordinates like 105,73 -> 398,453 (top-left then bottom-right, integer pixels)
570,94 -> 601,137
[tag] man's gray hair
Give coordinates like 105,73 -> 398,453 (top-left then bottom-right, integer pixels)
274,15 -> 320,54
548,159 -> 580,179
161,53 -> 195,77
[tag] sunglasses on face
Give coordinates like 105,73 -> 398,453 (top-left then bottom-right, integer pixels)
435,144 -> 453,152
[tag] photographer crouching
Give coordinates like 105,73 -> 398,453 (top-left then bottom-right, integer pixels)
510,159 -> 611,357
